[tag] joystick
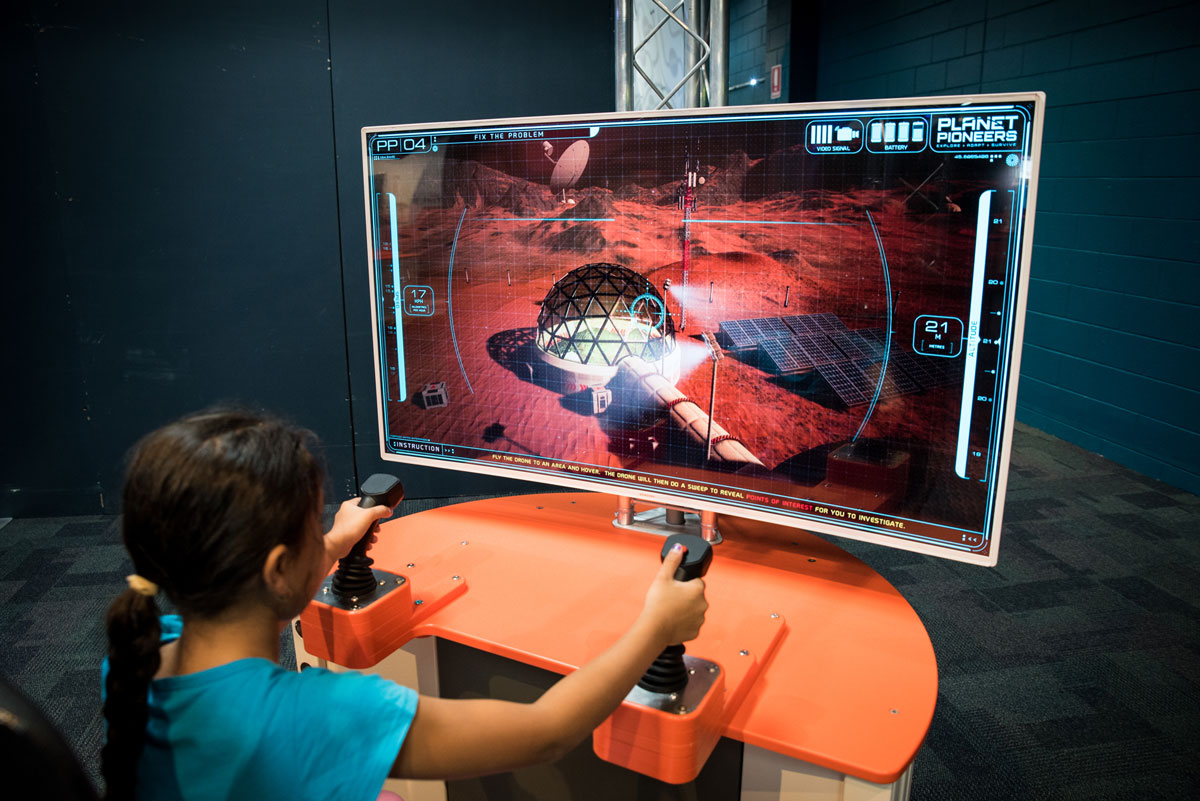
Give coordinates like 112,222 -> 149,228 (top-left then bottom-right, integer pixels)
299,473 -> 468,668
331,473 -> 404,601
637,533 -> 713,694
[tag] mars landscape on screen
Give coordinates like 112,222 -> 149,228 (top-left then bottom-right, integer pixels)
366,107 -> 1034,553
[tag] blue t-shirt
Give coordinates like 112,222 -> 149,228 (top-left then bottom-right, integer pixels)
103,615 -> 418,801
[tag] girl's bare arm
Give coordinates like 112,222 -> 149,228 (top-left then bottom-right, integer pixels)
390,545 -> 707,780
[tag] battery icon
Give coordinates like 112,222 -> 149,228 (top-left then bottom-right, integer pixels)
912,121 -> 925,142
870,122 -> 883,142
884,122 -> 896,143
898,121 -> 910,142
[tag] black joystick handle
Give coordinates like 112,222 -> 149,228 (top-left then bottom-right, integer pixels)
331,474 -> 405,600
636,534 -> 712,694
660,533 -> 712,582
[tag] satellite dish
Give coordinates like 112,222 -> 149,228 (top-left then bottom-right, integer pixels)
549,140 -> 590,194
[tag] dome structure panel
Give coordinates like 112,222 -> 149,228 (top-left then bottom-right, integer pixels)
535,263 -> 678,384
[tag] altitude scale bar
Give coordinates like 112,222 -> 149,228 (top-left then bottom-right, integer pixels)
956,190 -> 993,479
388,193 -> 406,402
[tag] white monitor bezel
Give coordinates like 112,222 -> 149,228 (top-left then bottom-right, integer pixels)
361,91 -> 1046,567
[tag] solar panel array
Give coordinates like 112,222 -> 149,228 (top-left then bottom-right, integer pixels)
817,361 -> 872,406
827,329 -> 874,362
781,313 -> 847,336
716,319 -> 760,351
794,332 -> 845,367
717,314 -> 962,408
755,316 -> 793,338
759,337 -> 814,374
719,316 -> 796,351
855,328 -> 889,360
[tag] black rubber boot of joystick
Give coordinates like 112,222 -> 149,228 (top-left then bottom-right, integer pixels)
331,548 -> 378,598
636,534 -> 713,694
330,474 -> 405,602
637,644 -> 690,693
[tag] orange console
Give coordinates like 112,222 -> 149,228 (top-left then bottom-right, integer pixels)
298,491 -> 937,791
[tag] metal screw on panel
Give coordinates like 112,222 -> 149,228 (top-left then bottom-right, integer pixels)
461,541 -> 469,546
350,596 -> 359,603
677,706 -> 688,714
669,692 -> 679,701
808,558 -> 816,563
891,709 -> 899,715
452,575 -> 461,581
688,667 -> 695,675
407,563 -> 415,568
537,506 -> 544,510
739,650 -> 749,656
379,580 -> 386,586
770,613 -> 780,619
414,599 -> 424,605
322,587 -> 329,593
707,665 -> 718,674
395,578 -> 403,585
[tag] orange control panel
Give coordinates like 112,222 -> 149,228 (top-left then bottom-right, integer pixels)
300,492 -> 937,784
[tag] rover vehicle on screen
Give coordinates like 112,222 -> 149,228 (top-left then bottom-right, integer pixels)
363,94 -> 1045,566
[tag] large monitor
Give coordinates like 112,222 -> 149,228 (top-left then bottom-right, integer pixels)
362,93 -> 1044,566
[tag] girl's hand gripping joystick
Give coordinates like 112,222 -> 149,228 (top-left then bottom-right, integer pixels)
637,534 -> 713,694
331,474 -> 405,600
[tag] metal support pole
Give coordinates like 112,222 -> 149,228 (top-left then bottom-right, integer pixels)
701,330 -> 723,462
616,495 -> 635,526
615,0 -> 634,111
685,0 -> 702,108
709,0 -> 729,106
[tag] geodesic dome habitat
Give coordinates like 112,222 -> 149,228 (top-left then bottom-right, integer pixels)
536,263 -> 676,369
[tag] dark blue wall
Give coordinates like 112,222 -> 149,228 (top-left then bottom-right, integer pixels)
2,1 -> 614,515
728,0 -> 794,104
815,0 -> 1200,494
4,1 -> 350,515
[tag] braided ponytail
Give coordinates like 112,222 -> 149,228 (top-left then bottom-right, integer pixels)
101,588 -> 161,801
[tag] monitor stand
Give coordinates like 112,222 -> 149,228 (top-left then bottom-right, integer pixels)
611,495 -> 721,544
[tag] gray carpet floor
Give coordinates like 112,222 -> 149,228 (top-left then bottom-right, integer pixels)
2,422 -> 1197,798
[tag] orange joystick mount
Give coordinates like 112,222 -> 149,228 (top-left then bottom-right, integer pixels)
594,533 -> 730,784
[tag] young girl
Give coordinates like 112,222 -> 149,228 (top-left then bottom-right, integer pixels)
101,410 -> 708,801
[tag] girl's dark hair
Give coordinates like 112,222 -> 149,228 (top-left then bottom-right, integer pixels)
101,409 -> 324,801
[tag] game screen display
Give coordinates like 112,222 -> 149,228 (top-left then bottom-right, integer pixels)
363,94 -> 1044,566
